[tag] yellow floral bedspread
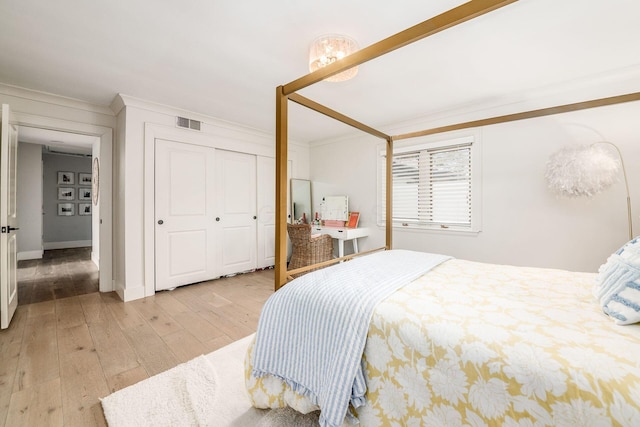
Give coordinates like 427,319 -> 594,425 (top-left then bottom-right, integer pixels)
245,259 -> 640,426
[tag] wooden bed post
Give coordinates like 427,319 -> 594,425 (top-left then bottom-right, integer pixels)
386,137 -> 393,250
275,85 -> 288,291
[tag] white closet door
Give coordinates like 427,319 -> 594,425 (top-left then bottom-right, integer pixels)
256,156 -> 275,268
216,150 -> 257,276
155,139 -> 216,291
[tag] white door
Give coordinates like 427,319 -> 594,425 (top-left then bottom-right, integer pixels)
216,150 -> 257,276
257,156 -> 275,268
0,104 -> 18,329
155,139 -> 216,291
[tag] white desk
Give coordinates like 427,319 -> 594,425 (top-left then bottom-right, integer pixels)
312,226 -> 370,258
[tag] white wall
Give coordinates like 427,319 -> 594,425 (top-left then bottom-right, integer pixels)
42,153 -> 92,248
16,142 -> 43,260
310,100 -> 640,273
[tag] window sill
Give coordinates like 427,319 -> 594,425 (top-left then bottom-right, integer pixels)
378,223 -> 481,236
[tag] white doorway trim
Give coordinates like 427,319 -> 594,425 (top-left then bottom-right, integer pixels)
12,112 -> 113,292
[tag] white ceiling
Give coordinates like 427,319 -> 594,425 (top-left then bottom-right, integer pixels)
1,0 -> 640,143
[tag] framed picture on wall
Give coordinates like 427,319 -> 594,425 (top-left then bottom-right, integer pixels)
79,173 -> 92,186
58,187 -> 75,200
78,188 -> 92,201
57,171 -> 75,185
57,203 -> 75,216
78,203 -> 92,216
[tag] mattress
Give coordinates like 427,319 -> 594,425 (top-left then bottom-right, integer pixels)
245,258 -> 640,426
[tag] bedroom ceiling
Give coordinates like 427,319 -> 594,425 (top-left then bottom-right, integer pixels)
1,0 -> 639,143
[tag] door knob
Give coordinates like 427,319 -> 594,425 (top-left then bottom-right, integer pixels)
7,226 -> 19,232
216,217 -> 220,221
253,216 -> 257,220
157,220 -> 164,225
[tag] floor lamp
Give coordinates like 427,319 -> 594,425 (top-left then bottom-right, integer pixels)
545,142 -> 633,240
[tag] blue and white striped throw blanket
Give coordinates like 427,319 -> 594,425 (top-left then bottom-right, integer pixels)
251,249 -> 451,427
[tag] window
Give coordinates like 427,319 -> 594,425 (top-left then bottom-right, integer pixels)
378,134 -> 481,232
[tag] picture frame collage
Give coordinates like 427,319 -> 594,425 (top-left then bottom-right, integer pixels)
57,171 -> 92,216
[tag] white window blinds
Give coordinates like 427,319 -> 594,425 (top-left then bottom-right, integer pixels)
380,140 -> 473,230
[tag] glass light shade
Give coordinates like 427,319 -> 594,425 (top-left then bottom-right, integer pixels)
309,34 -> 359,82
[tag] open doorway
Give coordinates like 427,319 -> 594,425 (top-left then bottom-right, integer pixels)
16,127 -> 103,304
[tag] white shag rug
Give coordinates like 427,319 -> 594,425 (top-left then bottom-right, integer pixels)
100,333 -> 323,427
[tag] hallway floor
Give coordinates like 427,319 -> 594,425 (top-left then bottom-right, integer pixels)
17,247 -> 99,305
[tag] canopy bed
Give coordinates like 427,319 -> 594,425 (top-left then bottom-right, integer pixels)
249,0 -> 640,426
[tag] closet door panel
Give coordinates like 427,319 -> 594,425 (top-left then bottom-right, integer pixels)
155,139 -> 216,290
216,150 -> 257,276
257,156 -> 275,268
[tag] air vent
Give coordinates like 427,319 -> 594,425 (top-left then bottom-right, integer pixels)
176,116 -> 201,131
176,116 -> 189,128
189,120 -> 201,131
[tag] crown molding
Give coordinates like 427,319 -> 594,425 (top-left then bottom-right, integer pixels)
0,82 -> 114,116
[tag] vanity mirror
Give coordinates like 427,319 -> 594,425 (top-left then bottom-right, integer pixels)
290,179 -> 311,224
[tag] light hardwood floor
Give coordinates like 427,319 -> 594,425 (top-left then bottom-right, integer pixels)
17,248 -> 100,305
0,265 -> 274,427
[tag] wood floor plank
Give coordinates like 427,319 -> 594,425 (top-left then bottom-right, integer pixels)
78,293 -> 111,325
57,324 -> 94,356
13,316 -> 59,393
213,302 -> 262,330
0,309 -> 27,426
25,300 -> 55,324
101,293 -> 146,331
5,377 -> 63,427
162,329 -> 209,363
203,334 -> 235,353
180,284 -> 234,308
59,350 -> 110,427
55,297 -> 87,330
171,288 -> 220,314
105,366 -> 148,394
150,291 -> 190,316
87,311 -> 140,379
129,299 -> 183,337
196,308 -> 255,342
122,322 -> 179,377
172,311 -> 226,343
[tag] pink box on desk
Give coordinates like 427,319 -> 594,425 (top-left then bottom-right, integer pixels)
323,220 -> 345,227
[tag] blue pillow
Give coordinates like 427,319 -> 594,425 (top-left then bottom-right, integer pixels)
594,237 -> 640,325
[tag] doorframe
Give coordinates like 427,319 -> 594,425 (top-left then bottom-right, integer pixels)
13,112 -> 113,292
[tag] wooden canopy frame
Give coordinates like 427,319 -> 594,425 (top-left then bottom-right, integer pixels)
274,0 -> 640,290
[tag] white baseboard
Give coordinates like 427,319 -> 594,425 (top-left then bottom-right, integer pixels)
43,240 -> 92,250
17,250 -> 43,261
91,251 -> 99,267
122,285 -> 145,302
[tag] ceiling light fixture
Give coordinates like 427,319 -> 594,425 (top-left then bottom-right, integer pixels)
308,34 -> 359,82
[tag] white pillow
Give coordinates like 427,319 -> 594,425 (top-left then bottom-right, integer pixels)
594,237 -> 640,325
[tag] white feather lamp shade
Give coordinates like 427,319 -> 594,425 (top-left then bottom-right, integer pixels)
545,144 -> 621,198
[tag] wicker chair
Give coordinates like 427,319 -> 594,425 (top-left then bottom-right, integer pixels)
287,223 -> 334,276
